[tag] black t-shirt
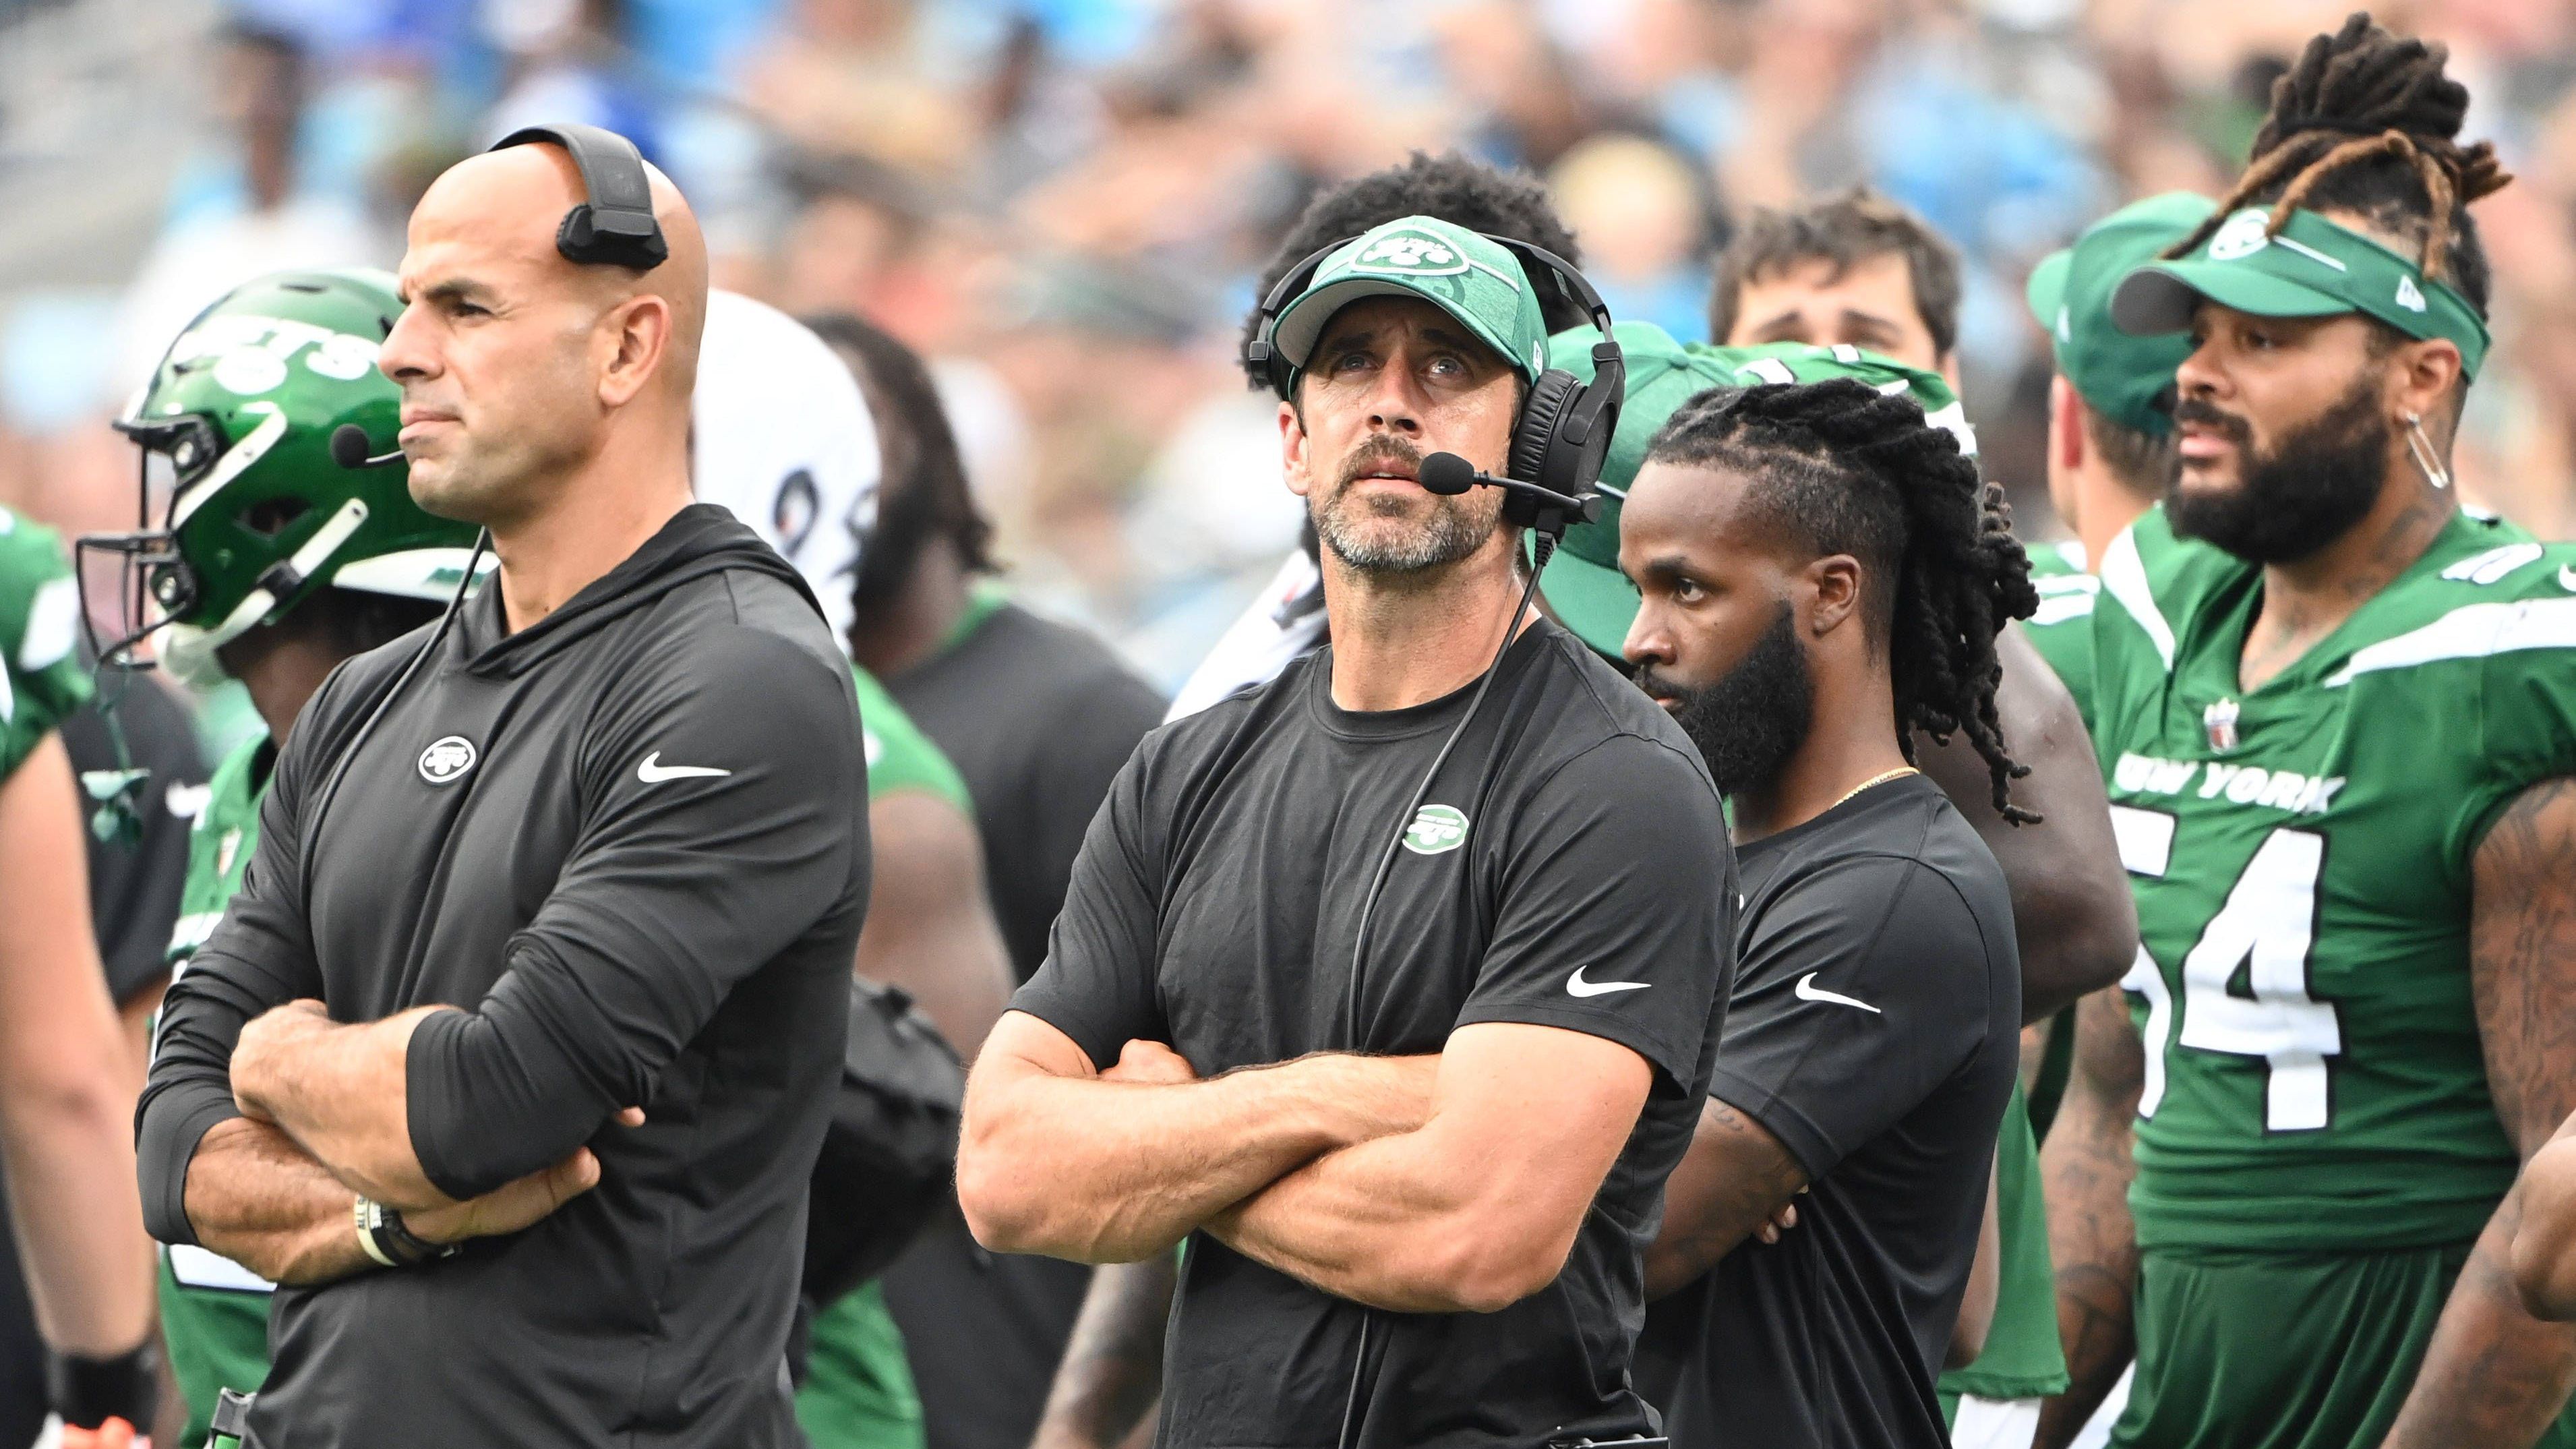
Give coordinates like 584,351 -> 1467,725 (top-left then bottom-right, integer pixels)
879,596 -> 1166,1449
1012,618 -> 1735,1449
1663,774 -> 2020,1449
885,597 -> 1168,983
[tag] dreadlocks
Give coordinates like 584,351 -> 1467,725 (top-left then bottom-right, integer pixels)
2167,12 -> 2511,313
1646,379 -> 2041,822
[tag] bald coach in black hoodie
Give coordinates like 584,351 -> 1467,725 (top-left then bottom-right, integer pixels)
134,138 -> 869,1448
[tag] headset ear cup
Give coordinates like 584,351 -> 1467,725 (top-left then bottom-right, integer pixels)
1507,370 -> 1580,525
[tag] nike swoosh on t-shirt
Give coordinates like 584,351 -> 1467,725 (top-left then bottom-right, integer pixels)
1794,972 -> 1881,1013
1567,966 -> 1650,998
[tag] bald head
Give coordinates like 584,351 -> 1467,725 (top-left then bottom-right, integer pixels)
384,140 -> 709,527
413,142 -> 707,394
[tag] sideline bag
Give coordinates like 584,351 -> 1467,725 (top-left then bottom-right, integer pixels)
802,977 -> 966,1306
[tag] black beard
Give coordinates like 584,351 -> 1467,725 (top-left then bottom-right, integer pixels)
2167,369 -> 2391,565
1638,603 -> 1814,798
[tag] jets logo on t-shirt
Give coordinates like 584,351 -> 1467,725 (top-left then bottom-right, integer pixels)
1402,803 -> 1469,855
417,735 -> 477,786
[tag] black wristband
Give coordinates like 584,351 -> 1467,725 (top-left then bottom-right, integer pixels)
355,1195 -> 456,1268
378,1205 -> 452,1266
46,1338 -> 159,1430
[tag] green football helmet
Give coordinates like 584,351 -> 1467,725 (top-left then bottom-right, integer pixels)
82,268 -> 481,688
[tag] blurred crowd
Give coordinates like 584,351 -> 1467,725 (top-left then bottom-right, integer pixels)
8,0 -> 2576,703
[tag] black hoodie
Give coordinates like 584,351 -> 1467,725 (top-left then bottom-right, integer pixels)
139,504 -> 870,1449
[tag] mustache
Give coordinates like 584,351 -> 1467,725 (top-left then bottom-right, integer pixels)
1334,436 -> 1426,490
1632,665 -> 1694,703
2173,398 -> 2254,447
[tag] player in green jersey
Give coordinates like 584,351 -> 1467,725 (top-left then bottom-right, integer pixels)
83,267 -> 484,1449
2018,192 -> 2214,738
0,507 -> 162,1447
2040,18 -> 2576,1449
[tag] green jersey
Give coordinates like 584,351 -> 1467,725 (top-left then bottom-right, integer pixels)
1937,1080 -> 2070,1407
0,505 -> 92,781
2091,507 -> 2576,1252
158,734 -> 278,1449
795,666 -> 972,1449
2022,538 -> 2099,732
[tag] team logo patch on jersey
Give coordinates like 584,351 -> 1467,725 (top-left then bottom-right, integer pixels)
417,735 -> 477,786
1402,803 -> 1470,855
2203,697 -> 2240,751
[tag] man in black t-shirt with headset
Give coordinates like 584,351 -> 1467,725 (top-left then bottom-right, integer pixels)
957,216 -> 1733,1449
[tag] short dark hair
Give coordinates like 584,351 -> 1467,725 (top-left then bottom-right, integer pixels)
1645,379 -> 2039,821
1706,186 -> 1963,361
802,313 -> 998,603
2081,407 -> 2179,504
1240,151 -> 1587,390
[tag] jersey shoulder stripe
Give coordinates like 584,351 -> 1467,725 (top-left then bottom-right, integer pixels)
2098,525 -> 2178,670
2327,595 -> 2576,685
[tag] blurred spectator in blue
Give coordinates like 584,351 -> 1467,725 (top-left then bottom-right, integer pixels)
113,22 -> 390,396
1547,131 -> 1720,342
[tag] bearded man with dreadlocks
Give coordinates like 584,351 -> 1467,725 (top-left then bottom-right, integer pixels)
1621,374 -> 2037,1449
2038,14 -> 2576,1449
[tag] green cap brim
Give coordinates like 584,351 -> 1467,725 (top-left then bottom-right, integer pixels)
1271,276 -> 1538,384
2111,261 -> 2353,336
1538,545 -> 1640,659
2025,249 -> 2072,336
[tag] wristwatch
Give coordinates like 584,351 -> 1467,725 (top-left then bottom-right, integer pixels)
353,1194 -> 458,1268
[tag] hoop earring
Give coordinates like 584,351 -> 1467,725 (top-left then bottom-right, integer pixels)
2404,411 -> 2451,490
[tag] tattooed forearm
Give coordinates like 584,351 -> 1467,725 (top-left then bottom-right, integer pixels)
2472,777 -> 2576,1152
2037,985 -> 2143,1449
1645,1096 -> 1809,1300
2381,778 -> 2576,1444
1031,1255 -> 1178,1449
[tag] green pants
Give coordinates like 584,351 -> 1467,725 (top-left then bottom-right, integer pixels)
2115,1243 -> 2576,1449
796,1280 -> 927,1449
158,1250 -> 272,1449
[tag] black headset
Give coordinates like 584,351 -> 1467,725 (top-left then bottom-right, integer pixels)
1244,233 -> 1625,537
1245,234 -> 1642,1449
490,123 -> 669,272
296,121 -> 661,891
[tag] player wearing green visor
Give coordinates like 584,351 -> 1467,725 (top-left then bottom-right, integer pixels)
79,268 -> 481,1449
2040,18 -> 2576,1449
71,268 -> 474,1448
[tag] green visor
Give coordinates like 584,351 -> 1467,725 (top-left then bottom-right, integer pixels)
2111,206 -> 2490,379
1538,324 -> 1968,658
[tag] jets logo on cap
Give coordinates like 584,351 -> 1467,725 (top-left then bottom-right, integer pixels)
1402,804 -> 1470,855
2395,274 -> 2428,313
2207,209 -> 2272,262
418,735 -> 478,786
1349,229 -> 1470,278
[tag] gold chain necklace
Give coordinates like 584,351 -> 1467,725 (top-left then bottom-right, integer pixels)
1831,766 -> 1919,810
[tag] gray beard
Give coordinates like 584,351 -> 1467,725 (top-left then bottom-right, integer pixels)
1311,481 -> 1493,575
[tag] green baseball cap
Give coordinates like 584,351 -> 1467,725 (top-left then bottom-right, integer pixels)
1269,215 -> 1550,390
2110,204 -> 2490,379
2026,192 -> 2214,436
1538,324 -> 1971,657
